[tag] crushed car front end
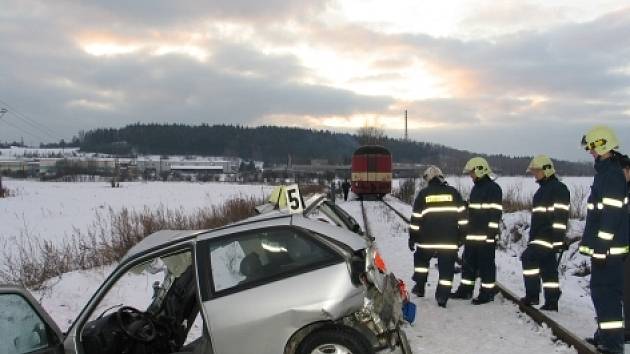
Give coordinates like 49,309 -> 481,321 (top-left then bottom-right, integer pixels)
346,244 -> 413,353
286,216 -> 414,354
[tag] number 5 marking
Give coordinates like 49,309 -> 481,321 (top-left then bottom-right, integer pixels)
285,184 -> 303,214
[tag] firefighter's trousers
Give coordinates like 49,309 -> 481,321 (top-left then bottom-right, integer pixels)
458,242 -> 496,296
625,255 -> 629,341
521,245 -> 561,303
412,248 -> 456,300
591,257 -> 625,353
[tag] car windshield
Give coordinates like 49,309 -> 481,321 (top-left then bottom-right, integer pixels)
89,251 -> 192,321
310,202 -> 347,228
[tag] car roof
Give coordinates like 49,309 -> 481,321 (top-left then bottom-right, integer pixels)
122,212 -> 367,261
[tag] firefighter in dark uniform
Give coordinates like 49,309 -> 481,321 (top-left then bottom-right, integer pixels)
408,166 -> 466,307
619,154 -> 630,343
580,126 -> 629,354
452,157 -> 503,305
520,155 -> 570,311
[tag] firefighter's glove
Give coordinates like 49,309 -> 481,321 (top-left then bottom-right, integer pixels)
408,239 -> 415,252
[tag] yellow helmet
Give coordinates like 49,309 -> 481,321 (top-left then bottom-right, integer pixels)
527,154 -> 555,178
581,125 -> 619,155
463,157 -> 491,178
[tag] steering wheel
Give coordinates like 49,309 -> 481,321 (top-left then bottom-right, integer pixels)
116,306 -> 157,342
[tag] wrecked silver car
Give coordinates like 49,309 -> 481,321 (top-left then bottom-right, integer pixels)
0,212 -> 412,354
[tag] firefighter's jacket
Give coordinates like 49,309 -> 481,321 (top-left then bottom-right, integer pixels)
409,179 -> 466,251
464,176 -> 503,245
579,157 -> 630,259
529,175 -> 570,250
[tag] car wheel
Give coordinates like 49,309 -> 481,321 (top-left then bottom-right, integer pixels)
297,328 -> 374,354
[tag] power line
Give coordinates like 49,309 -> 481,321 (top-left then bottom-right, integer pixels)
4,111 -> 59,141
0,115 -> 50,142
0,98 -> 65,140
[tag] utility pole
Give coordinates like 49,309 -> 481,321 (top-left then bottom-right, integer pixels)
404,110 -> 408,141
0,108 -> 7,197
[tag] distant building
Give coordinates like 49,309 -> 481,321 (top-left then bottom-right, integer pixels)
0,149 -> 262,180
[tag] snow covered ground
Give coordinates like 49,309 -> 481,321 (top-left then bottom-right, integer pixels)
341,199 -> 575,354
371,195 -> 629,353
0,180 -> 272,337
0,179 -> 626,353
0,179 -> 272,253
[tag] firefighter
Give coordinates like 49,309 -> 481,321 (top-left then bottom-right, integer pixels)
520,155 -> 570,311
452,157 -> 503,305
329,180 -> 336,203
408,165 -> 466,307
619,154 -> 630,343
342,179 -> 351,201
580,126 -> 629,354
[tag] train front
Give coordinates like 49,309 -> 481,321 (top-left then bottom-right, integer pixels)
351,145 -> 392,199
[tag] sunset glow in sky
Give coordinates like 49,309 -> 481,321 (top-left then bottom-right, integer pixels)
1,0 -> 630,160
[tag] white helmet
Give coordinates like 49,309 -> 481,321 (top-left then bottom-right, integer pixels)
423,165 -> 444,182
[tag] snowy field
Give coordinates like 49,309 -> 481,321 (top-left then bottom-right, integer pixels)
0,178 -> 626,353
0,179 -> 272,253
395,176 -> 592,204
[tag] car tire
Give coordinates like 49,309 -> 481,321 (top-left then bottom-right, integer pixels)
296,328 -> 375,354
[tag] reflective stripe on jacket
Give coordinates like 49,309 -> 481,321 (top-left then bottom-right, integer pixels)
465,175 -> 503,244
579,157 -> 630,259
409,179 -> 466,250
529,175 -> 570,249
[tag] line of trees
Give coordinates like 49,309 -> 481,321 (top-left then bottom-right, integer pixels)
47,123 -> 591,175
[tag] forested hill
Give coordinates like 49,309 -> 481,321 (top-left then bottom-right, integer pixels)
76,124 -> 591,175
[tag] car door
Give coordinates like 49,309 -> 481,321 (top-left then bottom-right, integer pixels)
196,225 -> 358,354
0,286 -> 64,354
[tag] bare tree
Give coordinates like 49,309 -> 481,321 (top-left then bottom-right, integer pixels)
357,125 -> 386,145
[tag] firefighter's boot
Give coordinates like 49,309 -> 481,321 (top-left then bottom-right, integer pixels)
520,296 -> 540,306
540,301 -> 558,312
450,286 -> 472,300
472,292 -> 494,305
411,283 -> 425,297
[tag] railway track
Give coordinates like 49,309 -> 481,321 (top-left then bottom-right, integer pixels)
359,198 -> 599,354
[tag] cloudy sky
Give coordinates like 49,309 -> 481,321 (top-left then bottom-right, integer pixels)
1,0 -> 629,161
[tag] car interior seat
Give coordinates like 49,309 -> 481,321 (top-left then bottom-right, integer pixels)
239,252 -> 263,281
